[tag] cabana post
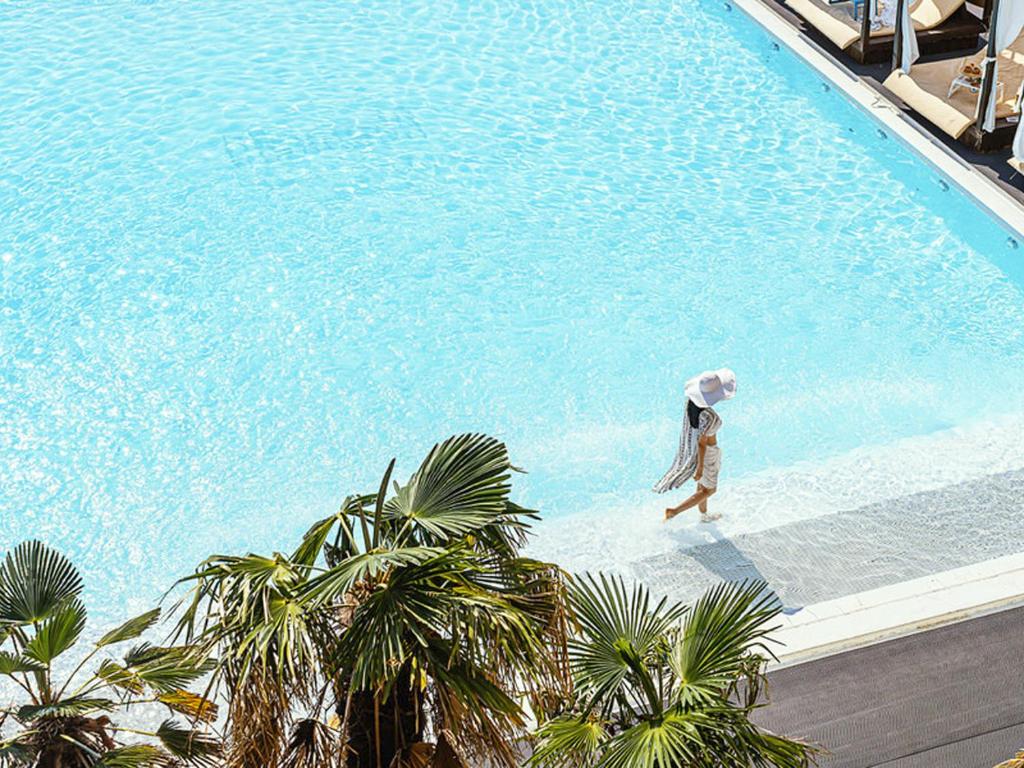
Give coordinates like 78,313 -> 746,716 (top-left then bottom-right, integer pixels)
893,0 -> 905,68
893,0 -> 922,71
976,0 -> 1003,131
860,0 -> 873,54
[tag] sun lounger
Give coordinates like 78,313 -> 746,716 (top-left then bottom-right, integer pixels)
786,0 -> 964,51
883,37 -> 1024,139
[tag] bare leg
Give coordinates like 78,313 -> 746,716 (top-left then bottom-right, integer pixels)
665,487 -> 711,520
699,488 -> 720,521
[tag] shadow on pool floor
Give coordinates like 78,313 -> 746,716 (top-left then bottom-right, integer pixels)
630,466 -> 1024,607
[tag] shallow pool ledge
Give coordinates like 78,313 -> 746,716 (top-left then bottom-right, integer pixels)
769,552 -> 1024,667
733,0 -> 1024,238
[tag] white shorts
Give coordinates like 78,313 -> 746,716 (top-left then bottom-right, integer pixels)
698,446 -> 721,490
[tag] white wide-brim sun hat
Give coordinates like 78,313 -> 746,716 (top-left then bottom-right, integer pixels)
685,368 -> 737,408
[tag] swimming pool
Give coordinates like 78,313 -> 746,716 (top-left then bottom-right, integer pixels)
2,0 -> 1023,617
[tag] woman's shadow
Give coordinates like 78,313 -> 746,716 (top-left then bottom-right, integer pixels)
665,521 -> 802,615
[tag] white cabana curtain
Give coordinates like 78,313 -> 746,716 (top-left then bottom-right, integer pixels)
895,0 -> 921,72
900,0 -> 920,71
983,0 -> 1024,130
1012,83 -> 1024,160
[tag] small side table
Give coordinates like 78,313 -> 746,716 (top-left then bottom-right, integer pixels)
948,74 -> 1004,101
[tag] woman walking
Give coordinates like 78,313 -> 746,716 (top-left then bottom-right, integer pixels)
655,368 -> 736,522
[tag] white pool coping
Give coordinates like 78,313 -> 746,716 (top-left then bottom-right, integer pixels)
769,552 -> 1024,667
732,0 -> 1024,238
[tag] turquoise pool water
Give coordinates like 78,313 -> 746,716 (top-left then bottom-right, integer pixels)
2,1 -> 1024,613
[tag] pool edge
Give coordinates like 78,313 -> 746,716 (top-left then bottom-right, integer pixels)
731,0 -> 1024,239
768,551 -> 1024,668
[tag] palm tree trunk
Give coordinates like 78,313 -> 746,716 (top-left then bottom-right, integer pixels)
344,666 -> 423,767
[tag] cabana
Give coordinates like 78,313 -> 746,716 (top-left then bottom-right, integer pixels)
884,0 -> 1024,149
785,0 -> 980,63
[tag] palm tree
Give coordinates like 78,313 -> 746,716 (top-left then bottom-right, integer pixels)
528,575 -> 816,767
0,540 -> 220,767
173,433 -> 570,768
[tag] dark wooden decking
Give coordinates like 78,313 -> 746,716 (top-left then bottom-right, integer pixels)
761,0 -> 1024,207
754,604 -> 1024,767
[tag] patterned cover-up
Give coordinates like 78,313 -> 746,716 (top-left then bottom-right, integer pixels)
653,405 -> 722,493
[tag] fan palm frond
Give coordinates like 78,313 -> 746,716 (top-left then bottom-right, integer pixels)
567,573 -> 685,716
157,689 -> 219,723
174,551 -> 329,684
0,541 -> 82,624
156,719 -> 222,767
528,714 -> 606,768
22,598 -> 87,665
17,696 -> 115,719
384,433 -> 513,544
669,580 -> 781,709
0,732 -> 34,766
290,515 -> 345,570
97,659 -> 146,694
299,546 -> 444,609
424,636 -> 522,718
96,608 -> 162,648
125,645 -> 214,693
0,650 -> 45,675
597,711 -> 710,768
95,744 -> 167,768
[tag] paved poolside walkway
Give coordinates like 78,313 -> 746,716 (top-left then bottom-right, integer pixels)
630,467 -> 1024,608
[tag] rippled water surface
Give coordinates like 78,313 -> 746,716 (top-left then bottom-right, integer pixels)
2,1 -> 1023,613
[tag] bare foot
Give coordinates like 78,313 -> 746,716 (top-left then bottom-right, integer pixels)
664,507 -> 680,521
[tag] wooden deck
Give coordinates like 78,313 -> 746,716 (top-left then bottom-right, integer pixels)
753,605 -> 1024,767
